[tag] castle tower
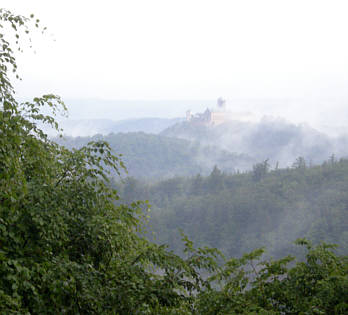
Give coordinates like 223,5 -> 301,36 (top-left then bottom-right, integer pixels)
217,97 -> 226,111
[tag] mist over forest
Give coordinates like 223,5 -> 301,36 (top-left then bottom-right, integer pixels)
2,2 -> 348,313
54,109 -> 348,258
57,113 -> 348,178
115,158 -> 348,259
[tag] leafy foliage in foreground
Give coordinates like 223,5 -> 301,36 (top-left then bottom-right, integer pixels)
198,240 -> 348,314
0,8 -> 347,314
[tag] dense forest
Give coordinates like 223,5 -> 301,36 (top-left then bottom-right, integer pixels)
0,8 -> 347,314
116,158 -> 348,259
57,133 -> 254,178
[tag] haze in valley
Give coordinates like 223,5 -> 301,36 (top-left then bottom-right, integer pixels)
2,0 -> 347,138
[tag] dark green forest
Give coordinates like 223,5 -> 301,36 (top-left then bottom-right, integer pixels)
116,158 -> 348,259
57,133 -> 254,178
0,9 -> 347,314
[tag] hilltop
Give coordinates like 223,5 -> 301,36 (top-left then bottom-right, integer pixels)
44,117 -> 184,137
161,117 -> 348,168
57,132 -> 255,179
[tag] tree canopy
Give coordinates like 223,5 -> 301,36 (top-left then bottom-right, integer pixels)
0,9 -> 210,313
0,9 -> 347,314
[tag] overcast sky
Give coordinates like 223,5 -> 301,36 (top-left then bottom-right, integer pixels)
2,0 -> 348,129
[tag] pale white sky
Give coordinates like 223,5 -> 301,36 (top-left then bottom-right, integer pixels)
2,0 -> 347,101
2,0 -> 348,134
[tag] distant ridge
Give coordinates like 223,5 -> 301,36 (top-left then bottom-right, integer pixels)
161,117 -> 348,168
56,132 -> 254,179
46,117 -> 184,137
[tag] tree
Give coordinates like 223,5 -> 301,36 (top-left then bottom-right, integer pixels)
252,159 -> 270,182
0,9 -> 215,313
207,165 -> 224,192
196,240 -> 348,314
1,8 -> 347,314
292,156 -> 306,169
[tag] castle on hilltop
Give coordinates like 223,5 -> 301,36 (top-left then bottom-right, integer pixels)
186,98 -> 235,126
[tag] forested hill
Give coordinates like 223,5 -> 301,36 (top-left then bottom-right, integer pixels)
2,8 -> 347,313
161,118 -> 348,167
117,157 -> 348,259
55,117 -> 348,179
56,133 -> 254,179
